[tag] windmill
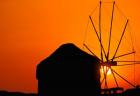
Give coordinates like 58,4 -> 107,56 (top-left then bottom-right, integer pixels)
83,1 -> 140,94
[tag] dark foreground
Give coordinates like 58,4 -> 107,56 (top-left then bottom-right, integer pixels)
0,91 -> 37,96
0,87 -> 140,96
101,87 -> 140,96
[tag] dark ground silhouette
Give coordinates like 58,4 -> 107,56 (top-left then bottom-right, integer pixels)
0,91 -> 37,96
0,88 -> 140,96
123,87 -> 140,96
36,43 -> 101,96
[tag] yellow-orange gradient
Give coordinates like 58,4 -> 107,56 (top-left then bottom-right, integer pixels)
1,0 -> 140,93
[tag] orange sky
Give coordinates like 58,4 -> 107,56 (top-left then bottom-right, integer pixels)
1,0 -> 140,93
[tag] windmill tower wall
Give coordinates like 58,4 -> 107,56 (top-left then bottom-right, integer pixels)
36,43 -> 101,96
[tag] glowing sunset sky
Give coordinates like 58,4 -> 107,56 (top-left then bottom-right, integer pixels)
1,0 -> 140,93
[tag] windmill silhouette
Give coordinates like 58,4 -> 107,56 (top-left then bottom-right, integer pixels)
83,1 -> 140,95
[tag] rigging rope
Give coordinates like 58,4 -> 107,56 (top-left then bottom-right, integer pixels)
83,19 -> 89,50
90,3 -> 99,16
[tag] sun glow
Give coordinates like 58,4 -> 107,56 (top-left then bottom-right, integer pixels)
101,66 -> 111,75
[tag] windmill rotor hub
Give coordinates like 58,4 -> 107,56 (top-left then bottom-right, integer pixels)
101,61 -> 117,66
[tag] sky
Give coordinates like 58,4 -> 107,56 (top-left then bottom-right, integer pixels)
1,0 -> 140,93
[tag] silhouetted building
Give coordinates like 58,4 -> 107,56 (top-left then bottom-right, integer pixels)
36,43 -> 101,96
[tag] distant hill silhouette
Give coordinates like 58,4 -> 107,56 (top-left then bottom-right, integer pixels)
0,90 -> 37,96
36,43 -> 101,96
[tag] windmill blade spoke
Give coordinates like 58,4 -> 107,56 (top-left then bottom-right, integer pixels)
83,43 -> 96,56
101,66 -> 119,88
110,51 -> 135,60
83,43 -> 101,61
110,66 -> 119,87
112,20 -> 129,60
111,68 -> 135,87
89,16 -> 108,61
117,63 -> 140,66
107,1 -> 115,60
116,61 -> 140,62
103,66 -> 108,88
101,66 -> 110,87
99,1 -> 103,61
101,77 -> 105,86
